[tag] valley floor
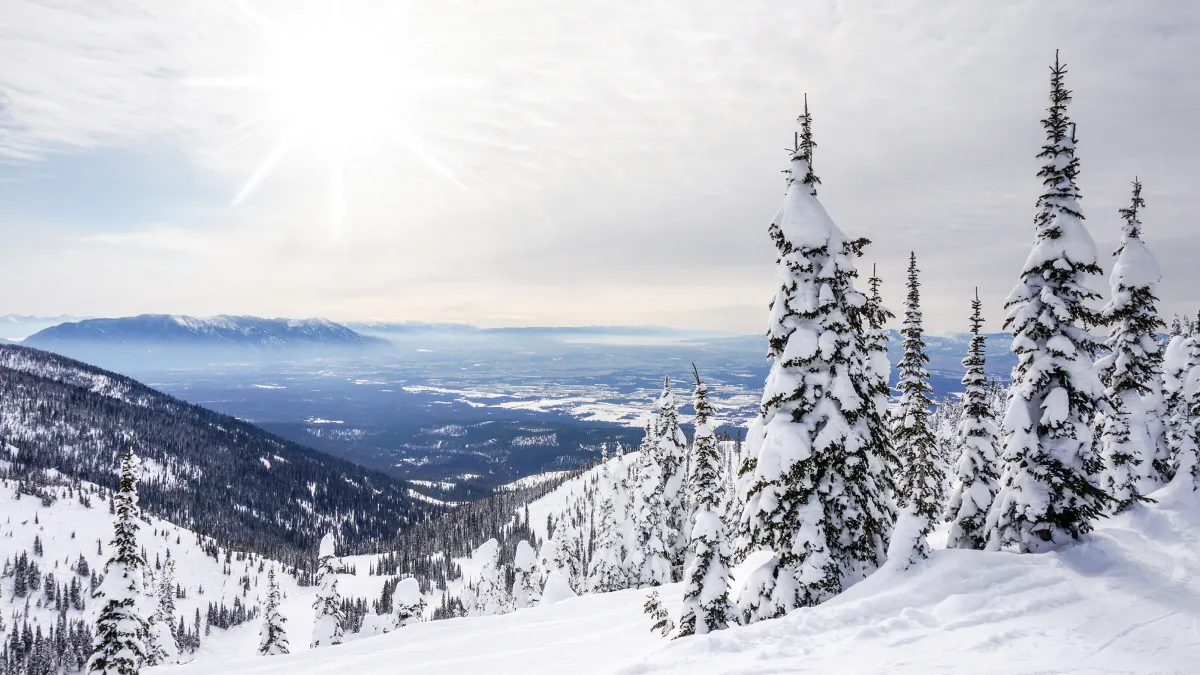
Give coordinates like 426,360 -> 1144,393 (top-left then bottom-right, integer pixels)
158,481 -> 1200,675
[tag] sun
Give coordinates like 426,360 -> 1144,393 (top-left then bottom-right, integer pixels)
190,0 -> 463,236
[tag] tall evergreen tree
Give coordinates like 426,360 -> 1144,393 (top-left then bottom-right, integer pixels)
145,557 -> 179,666
626,422 -> 671,587
677,366 -> 732,636
654,377 -> 689,575
511,541 -> 543,609
258,569 -> 289,656
1097,178 -> 1165,508
865,264 -> 897,456
1162,332 -> 1198,485
888,252 -> 942,565
945,289 -> 1001,550
736,98 -> 894,620
986,52 -> 1110,553
587,496 -> 627,593
309,533 -> 344,648
89,445 -> 148,675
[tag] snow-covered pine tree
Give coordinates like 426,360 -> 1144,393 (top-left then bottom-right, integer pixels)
888,252 -> 942,566
587,496 -> 627,593
89,445 -> 149,675
736,98 -> 894,619
310,533 -> 344,648
1162,333 -> 1198,485
864,263 -> 897,471
625,422 -> 671,587
258,568 -> 290,656
677,366 -> 732,637
467,541 -> 512,616
985,52 -> 1111,553
543,520 -> 583,592
145,557 -> 179,666
392,578 -> 425,627
1097,178 -> 1164,509
945,289 -> 1001,550
654,377 -> 689,576
511,540 -> 543,609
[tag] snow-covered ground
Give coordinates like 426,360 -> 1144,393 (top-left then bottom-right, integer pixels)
146,469 -> 1200,674
0,477 -> 302,665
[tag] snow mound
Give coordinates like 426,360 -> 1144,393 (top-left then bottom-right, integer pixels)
623,486 -> 1200,675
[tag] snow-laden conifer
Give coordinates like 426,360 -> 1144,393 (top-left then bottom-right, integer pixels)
986,53 -> 1110,552
89,446 -> 149,675
310,533 -> 344,648
511,540 -> 543,609
393,578 -> 425,627
543,521 -> 583,592
258,568 -> 290,656
1097,178 -> 1165,508
625,422 -> 671,587
465,541 -> 512,616
888,252 -> 942,566
587,496 -> 627,593
655,377 -> 689,574
736,98 -> 894,618
1163,333 -> 1200,487
945,290 -> 1001,550
677,366 -> 732,637
864,264 -> 896,470
145,556 -> 179,666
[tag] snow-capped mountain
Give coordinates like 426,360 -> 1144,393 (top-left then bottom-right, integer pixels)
0,344 -> 435,558
24,314 -> 387,349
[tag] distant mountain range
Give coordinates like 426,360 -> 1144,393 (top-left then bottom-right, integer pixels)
25,314 -> 387,349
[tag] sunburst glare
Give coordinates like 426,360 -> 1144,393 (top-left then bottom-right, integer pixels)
188,0 -> 467,237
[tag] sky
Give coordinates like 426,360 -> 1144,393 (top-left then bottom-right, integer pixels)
0,0 -> 1197,333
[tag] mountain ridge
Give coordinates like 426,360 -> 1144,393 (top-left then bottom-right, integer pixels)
25,314 -> 388,349
0,343 -> 435,561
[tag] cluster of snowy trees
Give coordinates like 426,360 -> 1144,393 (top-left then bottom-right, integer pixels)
83,447 -> 276,674
453,52 -> 1200,638
73,51 -> 1200,666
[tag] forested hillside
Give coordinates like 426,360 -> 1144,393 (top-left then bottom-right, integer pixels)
0,344 -> 436,563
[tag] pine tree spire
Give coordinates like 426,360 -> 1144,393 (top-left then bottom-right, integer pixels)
1097,178 -> 1165,507
654,375 -> 688,577
888,252 -> 942,565
89,441 -> 149,675
945,288 -> 1001,549
986,52 -> 1109,552
677,366 -> 732,636
258,568 -> 290,656
310,533 -> 344,648
796,93 -> 821,194
737,116 -> 893,620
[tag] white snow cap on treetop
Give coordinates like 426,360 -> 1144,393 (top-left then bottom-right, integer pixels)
514,540 -> 538,571
777,159 -> 845,250
318,533 -> 336,559
394,578 -> 422,605
1111,236 -> 1161,290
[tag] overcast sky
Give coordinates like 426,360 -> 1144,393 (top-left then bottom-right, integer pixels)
1,0 -> 1197,333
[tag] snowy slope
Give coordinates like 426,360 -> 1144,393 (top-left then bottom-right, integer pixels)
0,478 -> 302,666
155,478 -> 1200,674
